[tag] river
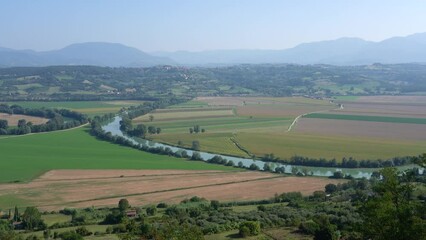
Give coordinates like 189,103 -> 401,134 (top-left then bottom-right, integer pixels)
102,116 -> 417,179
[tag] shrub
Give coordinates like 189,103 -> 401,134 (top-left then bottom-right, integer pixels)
239,221 -> 260,237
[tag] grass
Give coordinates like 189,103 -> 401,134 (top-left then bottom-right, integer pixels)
204,229 -> 270,240
204,227 -> 311,240
0,127 -> 232,183
146,116 -> 292,134
235,132 -> 426,160
41,214 -> 72,226
19,224 -> 116,239
304,113 -> 426,125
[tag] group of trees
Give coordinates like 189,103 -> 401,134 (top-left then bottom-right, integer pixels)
261,153 -> 412,168
119,117 -> 161,138
189,125 -> 205,134
0,104 -> 88,135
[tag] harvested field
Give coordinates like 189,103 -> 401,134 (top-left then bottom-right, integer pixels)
0,170 -> 343,210
295,118 -> 426,141
0,113 -> 48,126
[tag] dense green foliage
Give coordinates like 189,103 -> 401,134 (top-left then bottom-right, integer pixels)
1,64 -> 426,101
262,154 -> 412,168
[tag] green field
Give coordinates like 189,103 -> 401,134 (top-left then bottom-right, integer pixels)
20,224 -> 117,240
151,132 -> 249,157
304,113 -> 426,124
236,132 -> 426,160
146,116 -> 292,134
167,100 -> 209,109
0,127 -> 231,183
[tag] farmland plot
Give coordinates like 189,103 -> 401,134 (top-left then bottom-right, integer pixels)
0,170 -> 343,210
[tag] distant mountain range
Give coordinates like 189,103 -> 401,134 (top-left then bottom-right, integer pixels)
0,42 -> 174,67
1,33 -> 426,67
153,33 -> 426,65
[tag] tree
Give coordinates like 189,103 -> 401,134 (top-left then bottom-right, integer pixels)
146,206 -> 157,216
249,163 -> 260,171
201,128 -> 205,133
156,127 -> 161,134
313,215 -> 338,240
22,207 -> 45,230
75,227 -> 92,236
0,120 -> 8,129
210,200 -> 220,210
191,152 -> 202,160
263,163 -> 271,171
13,206 -> 19,222
17,119 -> 27,128
119,118 -> 133,132
413,153 -> 426,168
361,167 -> 426,240
325,184 -> 337,194
132,124 -> 146,137
148,126 -> 156,134
189,128 -> 193,134
59,231 -> 83,240
118,199 -> 130,212
193,125 -> 200,133
149,115 -> 154,122
191,141 -> 200,151
239,221 -> 260,237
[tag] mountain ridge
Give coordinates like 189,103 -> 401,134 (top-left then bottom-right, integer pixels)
1,33 -> 426,67
0,42 -> 175,67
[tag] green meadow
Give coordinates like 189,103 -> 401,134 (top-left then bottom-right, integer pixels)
0,127 -> 231,183
235,132 -> 426,160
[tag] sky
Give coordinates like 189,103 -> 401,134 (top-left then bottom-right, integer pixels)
1,0 -> 426,52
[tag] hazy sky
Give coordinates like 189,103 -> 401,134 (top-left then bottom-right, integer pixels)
1,0 -> 426,52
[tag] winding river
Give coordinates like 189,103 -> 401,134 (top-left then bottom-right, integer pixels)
102,116 -> 416,179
